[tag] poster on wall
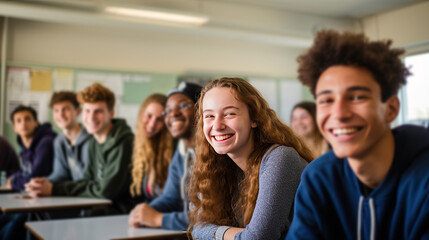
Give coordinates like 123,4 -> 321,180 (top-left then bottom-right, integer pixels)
7,67 -> 30,93
53,69 -> 74,91
6,67 -> 51,124
30,69 -> 52,91
122,74 -> 152,104
75,71 -> 124,96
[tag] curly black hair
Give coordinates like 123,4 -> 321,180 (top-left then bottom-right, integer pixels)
297,30 -> 410,101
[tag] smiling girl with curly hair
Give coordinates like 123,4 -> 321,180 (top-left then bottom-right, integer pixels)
188,77 -> 312,240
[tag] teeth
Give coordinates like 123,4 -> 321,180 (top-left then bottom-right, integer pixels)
332,128 -> 358,135
214,134 -> 233,141
172,121 -> 183,128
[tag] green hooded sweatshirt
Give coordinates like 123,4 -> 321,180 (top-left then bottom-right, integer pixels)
52,118 -> 134,214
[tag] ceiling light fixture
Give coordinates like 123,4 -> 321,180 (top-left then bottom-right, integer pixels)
104,5 -> 209,26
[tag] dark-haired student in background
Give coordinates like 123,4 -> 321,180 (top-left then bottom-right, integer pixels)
8,105 -> 56,191
1,105 -> 56,240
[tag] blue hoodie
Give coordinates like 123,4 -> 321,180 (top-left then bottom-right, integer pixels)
149,140 -> 191,230
286,125 -> 429,240
47,125 -> 91,182
11,123 -> 57,190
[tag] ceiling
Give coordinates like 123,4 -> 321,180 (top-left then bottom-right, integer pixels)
10,0 -> 427,18
212,0 -> 429,18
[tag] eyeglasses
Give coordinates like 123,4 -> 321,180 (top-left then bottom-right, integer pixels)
162,102 -> 193,116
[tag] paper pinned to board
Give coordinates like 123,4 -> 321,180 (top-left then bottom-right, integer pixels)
53,69 -> 74,91
6,67 -> 51,124
75,71 -> 124,96
7,67 -> 31,93
30,69 -> 52,91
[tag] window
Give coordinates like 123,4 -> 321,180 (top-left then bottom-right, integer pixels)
400,52 -> 429,126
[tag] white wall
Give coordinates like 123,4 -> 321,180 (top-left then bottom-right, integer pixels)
8,18 -> 306,78
362,1 -> 429,49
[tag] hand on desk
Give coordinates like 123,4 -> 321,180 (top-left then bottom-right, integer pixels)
25,177 -> 53,198
128,203 -> 163,228
6,177 -> 12,188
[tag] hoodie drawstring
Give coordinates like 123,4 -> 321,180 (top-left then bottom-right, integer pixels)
357,196 -> 363,240
357,196 -> 376,240
369,198 -> 376,240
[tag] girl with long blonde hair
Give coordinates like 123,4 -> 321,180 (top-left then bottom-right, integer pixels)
129,93 -> 174,201
189,77 -> 313,240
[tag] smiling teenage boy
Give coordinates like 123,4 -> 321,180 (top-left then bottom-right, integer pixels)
128,82 -> 202,230
26,91 -> 91,197
26,83 -> 134,214
48,91 -> 91,181
286,30 -> 429,239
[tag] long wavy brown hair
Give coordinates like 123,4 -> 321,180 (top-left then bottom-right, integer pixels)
188,77 -> 313,229
130,93 -> 174,197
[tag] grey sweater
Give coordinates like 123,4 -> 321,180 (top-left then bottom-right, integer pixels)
47,126 -> 91,182
192,145 -> 307,240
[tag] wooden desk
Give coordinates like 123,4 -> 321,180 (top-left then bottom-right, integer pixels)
25,215 -> 188,240
0,193 -> 111,213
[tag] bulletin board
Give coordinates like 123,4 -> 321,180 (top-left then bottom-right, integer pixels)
2,62 -> 177,150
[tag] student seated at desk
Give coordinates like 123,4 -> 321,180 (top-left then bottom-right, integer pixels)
0,136 -> 20,179
286,30 -> 429,239
128,82 -> 202,231
189,78 -> 311,240
1,105 -> 56,240
25,92 -> 91,220
129,94 -> 174,202
26,83 -> 134,214
45,91 -> 91,182
7,105 -> 57,191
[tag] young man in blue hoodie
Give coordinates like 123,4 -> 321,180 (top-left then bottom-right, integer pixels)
7,105 -> 57,190
128,82 -> 202,231
1,105 -> 56,240
286,30 -> 429,240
